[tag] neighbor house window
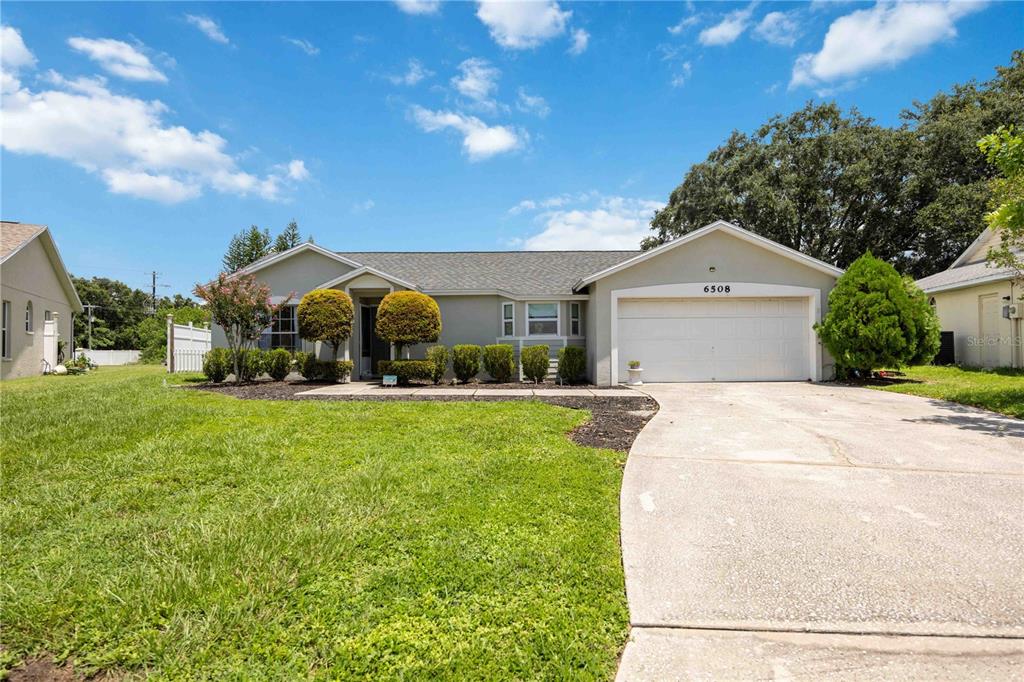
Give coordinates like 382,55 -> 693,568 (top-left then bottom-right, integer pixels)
502,302 -> 514,336
527,303 -> 558,336
25,301 -> 33,333
264,305 -> 297,350
570,303 -> 581,336
2,301 -> 10,359
44,310 -> 52,322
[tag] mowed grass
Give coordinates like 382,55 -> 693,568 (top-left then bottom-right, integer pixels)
871,365 -> 1024,419
1,366 -> 628,679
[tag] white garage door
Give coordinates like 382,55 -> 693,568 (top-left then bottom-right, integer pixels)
617,297 -> 810,382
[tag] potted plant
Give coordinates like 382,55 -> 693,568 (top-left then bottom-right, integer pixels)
627,359 -> 643,386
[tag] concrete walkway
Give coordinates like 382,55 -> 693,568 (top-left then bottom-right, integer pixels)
617,382 -> 1024,680
295,382 -> 639,397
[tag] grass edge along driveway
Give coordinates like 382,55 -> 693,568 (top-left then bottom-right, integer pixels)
869,365 -> 1024,419
1,366 -> 629,680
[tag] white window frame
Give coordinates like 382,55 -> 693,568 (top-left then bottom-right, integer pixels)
1,300 -> 10,359
25,300 -> 33,334
526,302 -> 560,337
501,302 -> 514,337
569,302 -> 581,336
262,304 -> 298,351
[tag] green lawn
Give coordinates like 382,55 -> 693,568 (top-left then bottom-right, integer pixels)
870,365 -> 1024,419
1,366 -> 628,679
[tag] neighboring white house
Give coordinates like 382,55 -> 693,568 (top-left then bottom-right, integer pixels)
916,227 -> 1022,369
212,221 -> 844,385
1,221 -> 83,380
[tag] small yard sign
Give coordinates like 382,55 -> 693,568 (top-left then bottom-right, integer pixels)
382,374 -> 398,387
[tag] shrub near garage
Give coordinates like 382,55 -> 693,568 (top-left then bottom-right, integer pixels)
557,346 -> 586,383
521,345 -> 550,384
425,345 -> 449,384
482,344 -> 515,383
452,345 -> 481,383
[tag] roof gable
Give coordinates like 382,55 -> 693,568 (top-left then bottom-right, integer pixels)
1,221 -> 83,312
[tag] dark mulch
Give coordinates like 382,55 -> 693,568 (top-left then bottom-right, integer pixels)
187,381 -> 657,452
6,655 -> 119,682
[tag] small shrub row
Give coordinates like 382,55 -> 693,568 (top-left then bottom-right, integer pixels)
295,351 -> 353,382
425,345 -> 449,384
203,348 -> 357,383
482,344 -> 515,383
521,345 -> 549,383
377,360 -> 434,384
557,346 -> 586,383
452,344 -> 482,383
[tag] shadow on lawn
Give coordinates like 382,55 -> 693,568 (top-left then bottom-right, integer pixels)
902,400 -> 1024,439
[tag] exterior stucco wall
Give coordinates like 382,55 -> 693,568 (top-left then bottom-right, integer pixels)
931,280 -> 1021,368
589,230 -> 838,385
1,238 -> 76,380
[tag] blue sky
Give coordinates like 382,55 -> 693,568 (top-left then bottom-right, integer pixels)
2,1 -> 1021,297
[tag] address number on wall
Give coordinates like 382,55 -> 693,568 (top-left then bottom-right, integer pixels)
703,284 -> 732,293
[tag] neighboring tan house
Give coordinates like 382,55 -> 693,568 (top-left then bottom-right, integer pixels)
214,220 -> 843,385
916,227 -> 1022,369
0,221 -> 83,380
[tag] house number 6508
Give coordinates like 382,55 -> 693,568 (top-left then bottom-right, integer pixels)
704,284 -> 731,293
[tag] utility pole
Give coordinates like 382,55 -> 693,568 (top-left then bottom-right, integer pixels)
83,303 -> 97,350
151,271 -> 157,315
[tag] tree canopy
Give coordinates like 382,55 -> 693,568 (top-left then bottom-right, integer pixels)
223,221 -> 313,273
646,51 -> 1024,278
978,125 -> 1024,278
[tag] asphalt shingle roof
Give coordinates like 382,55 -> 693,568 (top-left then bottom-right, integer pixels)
0,221 -> 45,262
336,251 -> 640,296
916,259 -> 1018,292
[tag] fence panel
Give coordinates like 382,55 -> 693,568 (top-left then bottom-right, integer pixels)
75,349 -> 141,365
167,319 -> 212,373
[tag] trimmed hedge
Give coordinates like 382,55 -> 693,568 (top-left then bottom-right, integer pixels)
425,345 -> 449,384
202,348 -> 230,383
237,348 -> 264,382
521,345 -> 549,384
296,351 -> 318,380
295,351 -> 353,382
376,291 -> 442,354
482,344 -> 515,383
452,344 -> 481,383
378,360 -> 434,384
557,346 -> 586,383
265,348 -> 292,381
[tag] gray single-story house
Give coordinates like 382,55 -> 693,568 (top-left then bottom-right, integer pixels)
214,220 -> 843,385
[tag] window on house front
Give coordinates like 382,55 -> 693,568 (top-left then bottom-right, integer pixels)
264,305 -> 297,350
527,303 -> 558,336
502,302 -> 514,336
2,301 -> 10,359
25,301 -> 33,333
570,303 -> 581,336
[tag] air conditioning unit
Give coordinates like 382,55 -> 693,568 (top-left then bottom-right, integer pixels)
1007,303 -> 1023,319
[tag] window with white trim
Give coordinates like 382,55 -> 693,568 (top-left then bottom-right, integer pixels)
2,301 -> 10,359
501,302 -> 514,336
569,302 -> 581,336
25,301 -> 33,333
527,303 -> 558,336
263,305 -> 298,350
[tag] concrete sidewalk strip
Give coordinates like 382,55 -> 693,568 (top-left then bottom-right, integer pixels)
414,388 -> 475,396
295,384 -> 375,396
478,389 -> 536,396
533,388 -> 596,396
596,389 -> 641,397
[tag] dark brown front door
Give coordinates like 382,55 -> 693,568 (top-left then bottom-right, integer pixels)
361,305 -> 389,376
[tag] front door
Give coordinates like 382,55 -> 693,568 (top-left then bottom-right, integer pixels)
361,305 -> 390,377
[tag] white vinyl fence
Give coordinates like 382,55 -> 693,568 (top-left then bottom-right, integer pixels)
167,318 -> 212,373
75,349 -> 141,365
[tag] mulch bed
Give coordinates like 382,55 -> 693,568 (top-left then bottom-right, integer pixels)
187,380 -> 657,451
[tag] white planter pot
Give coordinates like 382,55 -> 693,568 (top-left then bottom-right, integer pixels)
627,367 -> 643,386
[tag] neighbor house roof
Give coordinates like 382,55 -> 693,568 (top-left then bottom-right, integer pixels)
0,221 -> 84,312
333,251 -> 639,296
916,259 -> 1018,294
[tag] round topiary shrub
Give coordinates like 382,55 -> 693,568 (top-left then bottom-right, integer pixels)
482,344 -> 516,383
375,291 -> 441,358
265,348 -> 292,381
202,348 -> 230,383
815,252 -> 940,375
452,344 -> 481,383
521,344 -> 550,384
298,289 -> 354,361
557,346 -> 586,383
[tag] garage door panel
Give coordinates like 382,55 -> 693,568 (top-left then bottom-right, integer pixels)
618,297 -> 810,382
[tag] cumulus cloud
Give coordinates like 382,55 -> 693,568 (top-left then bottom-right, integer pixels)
409,105 -> 523,161
451,57 -> 500,104
754,11 -> 800,47
791,1 -> 986,88
0,28 -> 307,204
476,0 -> 571,49
185,14 -> 230,45
668,14 -> 700,35
568,28 -> 589,55
394,0 -> 441,15
387,58 -> 432,86
1,25 -> 37,71
699,3 -> 755,46
283,37 -> 319,56
67,37 -> 167,82
516,87 -> 550,118
516,194 -> 664,250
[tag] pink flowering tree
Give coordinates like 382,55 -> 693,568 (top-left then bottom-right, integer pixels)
194,273 -> 292,383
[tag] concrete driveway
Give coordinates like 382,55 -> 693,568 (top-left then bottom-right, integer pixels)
617,382 -> 1024,680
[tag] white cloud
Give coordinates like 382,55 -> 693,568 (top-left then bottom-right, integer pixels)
387,58 -> 432,86
568,28 -> 589,55
476,0 -> 571,49
283,37 -> 319,56
185,15 -> 230,45
410,105 -> 523,161
754,11 -> 800,47
667,14 -> 700,35
516,87 -> 550,118
518,195 -> 664,250
671,61 -> 693,88
67,37 -> 167,83
791,1 -> 986,88
394,0 -> 441,15
698,4 -> 755,46
1,35 -> 307,204
509,190 -> 597,215
1,25 -> 37,71
351,199 -> 376,212
451,57 -> 500,103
